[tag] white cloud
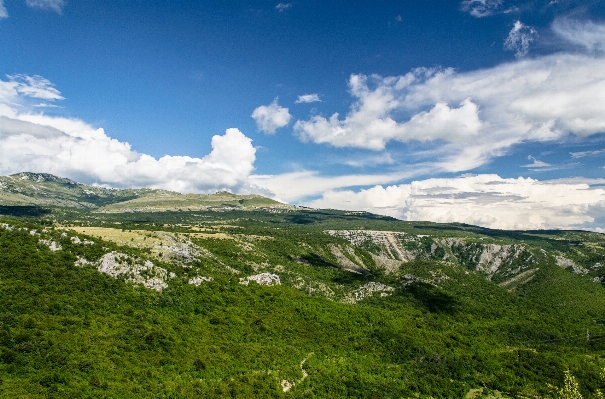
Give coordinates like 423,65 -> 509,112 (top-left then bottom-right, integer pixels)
0,75 -> 258,194
296,94 -> 321,103
32,102 -> 62,108
306,174 -> 605,231
460,0 -> 503,17
570,149 -> 605,158
504,20 -> 537,58
0,0 -> 8,18
25,0 -> 66,14
251,169 -> 416,203
294,73 -> 484,151
522,155 -> 550,168
251,98 -> 291,134
275,3 -> 291,12
7,74 -> 64,100
294,36 -> 605,173
553,18 -> 605,53
340,152 -> 396,168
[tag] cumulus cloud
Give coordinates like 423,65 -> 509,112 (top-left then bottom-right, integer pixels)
0,75 -> 258,194
251,98 -> 291,134
25,0 -> 66,14
553,18 -> 605,53
0,0 -> 8,18
504,20 -> 537,58
296,94 -> 321,103
306,174 -> 605,231
275,3 -> 291,12
294,74 -> 483,151
460,0 -> 503,17
294,32 -> 605,173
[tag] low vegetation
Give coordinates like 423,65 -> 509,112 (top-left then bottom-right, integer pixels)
1,173 -> 605,398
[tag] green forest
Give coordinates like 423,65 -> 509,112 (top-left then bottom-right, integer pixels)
0,173 -> 605,398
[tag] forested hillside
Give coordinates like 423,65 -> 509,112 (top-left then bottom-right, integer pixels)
1,173 -> 605,398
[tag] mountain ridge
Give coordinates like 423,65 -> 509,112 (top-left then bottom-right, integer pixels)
0,172 -> 291,212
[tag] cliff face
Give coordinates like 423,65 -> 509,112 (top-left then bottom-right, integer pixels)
324,229 -> 605,289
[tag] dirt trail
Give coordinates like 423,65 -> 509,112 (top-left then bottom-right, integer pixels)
281,352 -> 314,392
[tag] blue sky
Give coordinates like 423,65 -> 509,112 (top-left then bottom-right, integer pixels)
1,0 -> 605,230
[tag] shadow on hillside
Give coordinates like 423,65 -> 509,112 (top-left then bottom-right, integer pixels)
297,253 -> 337,268
0,206 -> 51,217
286,215 -> 317,225
406,283 -> 458,314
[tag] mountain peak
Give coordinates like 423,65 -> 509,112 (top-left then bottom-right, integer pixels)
10,172 -> 74,184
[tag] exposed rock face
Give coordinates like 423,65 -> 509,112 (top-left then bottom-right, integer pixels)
556,255 -> 589,275
188,276 -> 213,286
76,252 -> 175,292
478,244 -> 506,273
342,282 -> 395,303
38,239 -> 62,252
326,230 -> 538,281
70,236 -> 94,245
154,232 -> 201,264
15,172 -> 63,183
74,256 -> 94,268
239,273 -> 280,286
329,245 -> 370,274
325,230 -> 415,261
401,274 -> 422,288
442,241 -> 535,278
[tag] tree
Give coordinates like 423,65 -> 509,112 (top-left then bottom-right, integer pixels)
551,370 -> 583,399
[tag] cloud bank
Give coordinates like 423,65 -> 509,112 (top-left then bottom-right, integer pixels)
0,75 -> 258,194
294,20 -> 605,173
306,174 -> 605,231
552,18 -> 605,53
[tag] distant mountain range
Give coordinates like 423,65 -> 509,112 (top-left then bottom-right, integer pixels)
0,172 -> 290,212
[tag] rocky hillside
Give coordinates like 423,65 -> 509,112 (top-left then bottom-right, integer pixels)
1,173 -> 605,398
325,228 -> 605,290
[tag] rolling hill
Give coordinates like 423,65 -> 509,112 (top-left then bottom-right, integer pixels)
1,173 -> 605,398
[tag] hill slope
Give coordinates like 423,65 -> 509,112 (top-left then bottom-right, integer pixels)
0,172 -> 289,212
1,173 -> 605,398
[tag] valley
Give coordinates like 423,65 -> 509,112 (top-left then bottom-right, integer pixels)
1,173 -> 605,398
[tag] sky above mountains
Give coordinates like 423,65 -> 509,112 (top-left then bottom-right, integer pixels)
1,0 -> 605,231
